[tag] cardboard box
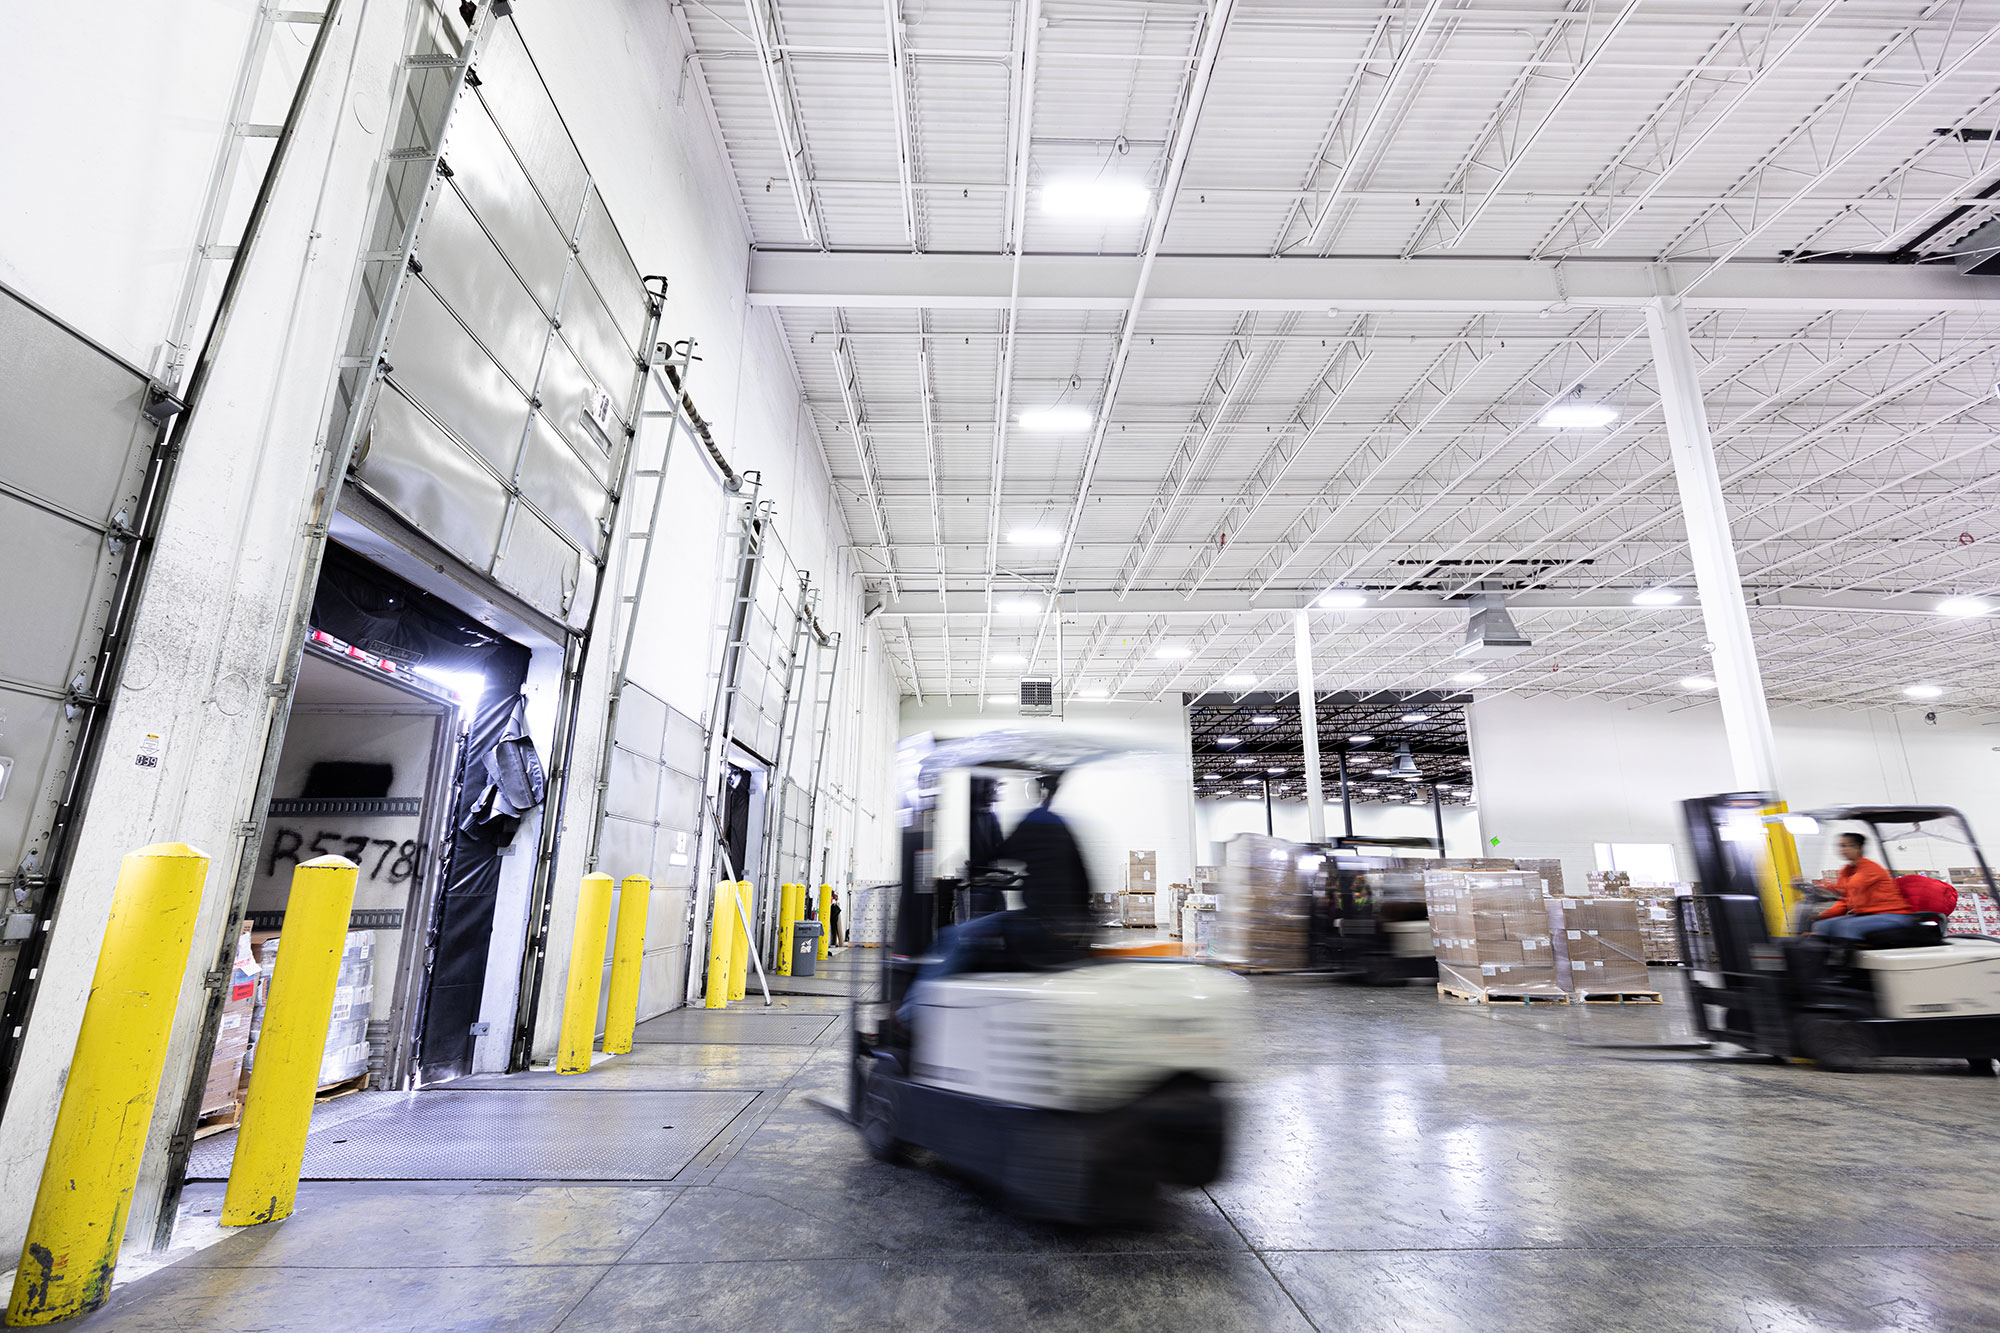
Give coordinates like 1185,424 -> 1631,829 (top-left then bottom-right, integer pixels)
1425,869 -> 1562,998
1546,898 -> 1651,993
201,925 -> 259,1118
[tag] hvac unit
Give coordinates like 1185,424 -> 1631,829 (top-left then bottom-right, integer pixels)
1453,593 -> 1532,660
1020,677 -> 1055,715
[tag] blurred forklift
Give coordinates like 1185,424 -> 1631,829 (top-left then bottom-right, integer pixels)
1308,834 -> 1438,986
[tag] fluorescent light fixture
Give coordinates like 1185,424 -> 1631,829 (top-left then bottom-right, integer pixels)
1540,402 -> 1619,429
1349,734 -> 1373,745
1373,767 -> 1395,776
1204,774 -> 1223,781
1939,596 -> 1992,617
1222,674 -> 1255,688
1217,736 -> 1241,746
1040,177 -> 1151,219
1153,645 -> 1190,659
1400,712 -> 1429,723
1399,773 -> 1421,781
1905,683 -> 1945,699
1017,406 -> 1093,432
1453,672 -> 1487,685
1318,589 -> 1368,609
1783,815 -> 1820,836
997,596 -> 1041,614
1252,714 -> 1279,725
1268,767 -> 1287,775
1631,588 -> 1684,606
1006,528 -> 1062,545
1681,676 -> 1716,691
1234,758 -> 1256,767
991,652 -> 1027,666
986,693 -> 1013,704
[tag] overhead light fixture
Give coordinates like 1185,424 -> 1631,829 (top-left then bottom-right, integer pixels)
1267,767 -> 1287,775
1349,734 -> 1373,745
997,596 -> 1042,614
1905,684 -> 1945,699
1373,767 -> 1395,777
1006,528 -> 1062,545
991,652 -> 1026,666
1939,596 -> 1992,617
1203,773 -> 1223,781
986,693 -> 1013,704
1017,406 -> 1093,432
1401,712 -> 1429,723
1222,673 -> 1255,688
1318,589 -> 1368,609
1540,397 -> 1619,430
1234,757 -> 1256,766
1154,645 -> 1190,659
1631,588 -> 1684,606
1453,672 -> 1486,685
1252,714 -> 1279,725
1040,177 -> 1152,219
1681,676 -> 1716,691
1216,737 -> 1242,748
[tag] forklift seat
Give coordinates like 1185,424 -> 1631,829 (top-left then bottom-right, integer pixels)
1849,913 -> 1948,950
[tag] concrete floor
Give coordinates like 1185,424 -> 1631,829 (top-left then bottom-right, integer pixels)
74,955 -> 2000,1332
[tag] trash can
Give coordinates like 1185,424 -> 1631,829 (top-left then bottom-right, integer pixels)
792,923 -> 821,977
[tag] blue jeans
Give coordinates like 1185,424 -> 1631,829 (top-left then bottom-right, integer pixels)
1814,912 -> 1916,942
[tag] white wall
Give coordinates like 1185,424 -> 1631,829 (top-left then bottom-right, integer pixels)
1195,798 -> 1484,862
1467,692 -> 2000,889
898,698 -> 1198,922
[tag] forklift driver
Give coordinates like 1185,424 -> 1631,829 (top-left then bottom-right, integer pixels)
1811,832 -> 1917,943
903,772 -> 1094,1015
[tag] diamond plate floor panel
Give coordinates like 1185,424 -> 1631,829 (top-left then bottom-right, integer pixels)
184,1089 -> 755,1182
629,1011 -> 838,1045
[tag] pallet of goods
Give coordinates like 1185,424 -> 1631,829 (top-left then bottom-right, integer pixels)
1581,870 -> 1688,963
1181,893 -> 1219,959
1116,890 -> 1156,928
1220,834 -> 1308,970
1946,869 -> 2000,935
1425,869 -> 1566,1002
1546,897 -> 1661,1003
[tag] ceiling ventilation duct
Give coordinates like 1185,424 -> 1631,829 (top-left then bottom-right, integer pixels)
1454,593 -> 1532,660
1019,677 -> 1055,716
1392,743 -> 1421,780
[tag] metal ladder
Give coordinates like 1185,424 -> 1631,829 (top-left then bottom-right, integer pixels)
159,4 -> 329,389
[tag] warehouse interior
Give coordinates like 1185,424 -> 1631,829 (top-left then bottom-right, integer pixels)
3,0 -> 2000,1329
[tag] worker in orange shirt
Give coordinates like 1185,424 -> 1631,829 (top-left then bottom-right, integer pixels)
1811,832 -> 1916,943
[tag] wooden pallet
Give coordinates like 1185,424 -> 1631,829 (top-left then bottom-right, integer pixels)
1571,989 -> 1664,1005
1437,983 -> 1571,1006
315,1072 -> 370,1100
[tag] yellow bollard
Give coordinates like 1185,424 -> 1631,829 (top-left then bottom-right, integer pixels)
776,883 -> 800,977
817,884 -> 833,960
703,880 -> 735,1009
8,843 -> 210,1326
556,873 -> 614,1074
220,856 -> 359,1228
602,875 -> 651,1054
728,881 -> 751,1001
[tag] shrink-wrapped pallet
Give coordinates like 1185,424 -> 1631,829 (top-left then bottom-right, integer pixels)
1424,870 -> 1564,999
1220,834 -> 1308,969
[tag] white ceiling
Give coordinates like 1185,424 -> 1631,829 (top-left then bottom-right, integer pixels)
670,0 -> 2000,712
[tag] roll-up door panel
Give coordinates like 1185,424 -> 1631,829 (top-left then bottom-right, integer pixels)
442,99 -> 569,317
574,187 -> 647,348
476,25 -> 588,234
0,497 -> 109,688
0,690 -> 67,873
556,279 -> 635,425
605,745 -> 658,822
389,281 -> 530,476
493,506 -> 581,623
597,816 -> 653,881
514,413 -> 606,555
0,296 -> 152,526
358,386 -> 510,569
416,187 -> 550,392
533,334 -> 614,478
615,687 -> 667,758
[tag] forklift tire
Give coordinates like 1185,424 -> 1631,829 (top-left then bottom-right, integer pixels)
858,1055 -> 907,1163
1798,1017 -> 1870,1073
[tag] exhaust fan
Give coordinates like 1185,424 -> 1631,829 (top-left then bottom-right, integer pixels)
1019,677 -> 1055,715
1454,593 -> 1532,660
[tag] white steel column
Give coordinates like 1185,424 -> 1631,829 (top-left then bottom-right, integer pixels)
1644,295 -> 1782,792
1294,611 -> 1328,842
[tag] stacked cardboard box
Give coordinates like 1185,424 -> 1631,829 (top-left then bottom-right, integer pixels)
1512,858 -> 1566,898
1575,871 -> 1687,962
1127,851 -> 1158,894
1424,870 -> 1563,999
319,932 -> 374,1085
1220,834 -> 1308,969
1947,869 -> 2000,934
1181,893 -> 1219,958
1546,898 -> 1652,996
200,926 -> 260,1119
1116,891 -> 1156,928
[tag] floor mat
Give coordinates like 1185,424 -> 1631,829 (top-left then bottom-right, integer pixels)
184,1089 -> 756,1182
